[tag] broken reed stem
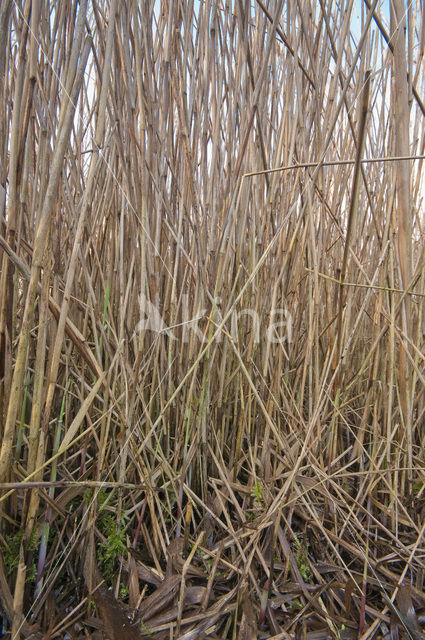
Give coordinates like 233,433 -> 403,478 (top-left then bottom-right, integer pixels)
336,68 -> 371,367
244,153 -> 425,177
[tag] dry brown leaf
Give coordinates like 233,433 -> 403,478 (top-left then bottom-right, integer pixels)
238,594 -> 257,640
397,585 -> 419,631
185,585 -> 210,607
344,575 -> 362,617
166,538 -> 206,578
137,574 -> 181,621
93,586 -> 144,640
128,553 -> 140,609
128,548 -> 164,587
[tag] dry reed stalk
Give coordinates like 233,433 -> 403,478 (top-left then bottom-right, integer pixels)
0,1 -> 424,638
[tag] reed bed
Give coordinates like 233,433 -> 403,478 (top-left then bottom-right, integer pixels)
1,1 -> 425,638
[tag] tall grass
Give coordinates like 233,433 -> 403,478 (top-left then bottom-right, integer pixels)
0,1 -> 425,638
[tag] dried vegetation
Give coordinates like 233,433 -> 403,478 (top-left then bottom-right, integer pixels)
1,1 -> 425,639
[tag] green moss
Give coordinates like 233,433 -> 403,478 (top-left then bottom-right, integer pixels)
2,530 -> 38,582
250,480 -> 263,505
292,535 -> 311,582
86,490 -> 128,584
413,482 -> 423,494
119,585 -> 129,599
97,514 -> 127,583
